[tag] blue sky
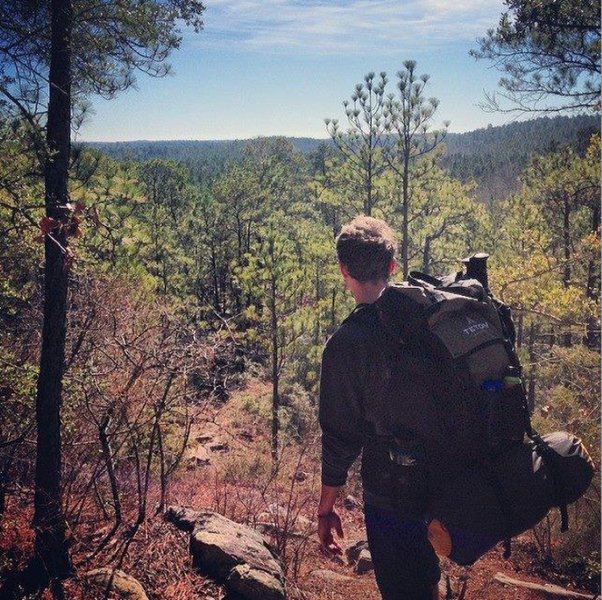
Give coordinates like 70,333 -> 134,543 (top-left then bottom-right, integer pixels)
78,0 -> 515,142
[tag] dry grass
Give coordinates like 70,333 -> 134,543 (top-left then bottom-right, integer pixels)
1,379 -> 599,600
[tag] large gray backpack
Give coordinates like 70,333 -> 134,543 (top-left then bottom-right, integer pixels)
374,270 -> 528,458
371,267 -> 594,565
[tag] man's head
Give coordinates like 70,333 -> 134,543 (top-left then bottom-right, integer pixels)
336,215 -> 397,284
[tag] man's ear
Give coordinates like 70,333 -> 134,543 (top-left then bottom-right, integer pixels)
339,262 -> 350,278
388,259 -> 397,276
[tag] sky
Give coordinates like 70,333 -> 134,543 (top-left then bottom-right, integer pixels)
78,0 -> 515,142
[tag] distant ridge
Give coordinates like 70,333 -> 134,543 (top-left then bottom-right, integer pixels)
85,114 -> 599,199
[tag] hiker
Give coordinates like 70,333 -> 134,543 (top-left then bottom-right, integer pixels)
317,215 -> 440,600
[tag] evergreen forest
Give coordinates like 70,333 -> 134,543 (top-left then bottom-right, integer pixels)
0,1 -> 600,599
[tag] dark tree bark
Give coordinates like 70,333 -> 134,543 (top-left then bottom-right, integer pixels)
527,322 -> 537,413
585,203 -> 600,348
516,312 -> 524,348
561,195 -> 573,346
401,149 -> 410,278
33,0 -> 73,582
562,195 -> 571,289
269,239 -> 280,467
422,234 -> 432,275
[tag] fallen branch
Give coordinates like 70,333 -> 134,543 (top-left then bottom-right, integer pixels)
494,572 -> 600,599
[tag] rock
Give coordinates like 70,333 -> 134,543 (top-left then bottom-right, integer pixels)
84,568 -> 148,600
293,471 -> 308,483
164,505 -> 203,532
189,511 -> 282,577
196,434 -> 214,444
257,504 -> 284,524
258,504 -> 311,532
238,431 -> 254,442
165,506 -> 286,600
343,495 -> 359,510
227,564 -> 285,600
309,569 -> 354,583
354,548 -> 374,575
345,539 -> 370,566
267,503 -> 284,517
208,441 -> 229,452
193,447 -> 211,466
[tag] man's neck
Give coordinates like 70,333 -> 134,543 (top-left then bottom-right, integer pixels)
351,280 -> 388,305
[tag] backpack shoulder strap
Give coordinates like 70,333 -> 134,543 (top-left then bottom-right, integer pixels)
408,270 -> 442,288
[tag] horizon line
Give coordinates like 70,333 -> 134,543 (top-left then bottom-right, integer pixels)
75,114 -> 595,145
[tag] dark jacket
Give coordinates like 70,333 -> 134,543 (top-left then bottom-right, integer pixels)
320,298 -> 489,514
319,303 -> 399,510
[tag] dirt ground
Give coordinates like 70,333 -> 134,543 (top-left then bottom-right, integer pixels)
174,381 -> 599,600
2,380 -> 598,600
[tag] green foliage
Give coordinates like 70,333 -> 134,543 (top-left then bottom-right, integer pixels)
0,78 -> 599,585
0,0 -> 205,123
471,0 -> 601,113
490,135 -> 600,336
84,114 -> 600,201
325,72 -> 389,215
531,344 -> 600,587
442,114 -> 600,201
279,382 -> 316,441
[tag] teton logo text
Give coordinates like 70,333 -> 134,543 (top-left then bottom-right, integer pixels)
462,315 -> 489,336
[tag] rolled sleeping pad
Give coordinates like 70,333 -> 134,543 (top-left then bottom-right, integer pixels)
426,431 -> 595,566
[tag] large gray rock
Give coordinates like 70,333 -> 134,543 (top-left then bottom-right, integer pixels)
227,564 -> 285,600
165,506 -> 286,600
165,505 -> 202,532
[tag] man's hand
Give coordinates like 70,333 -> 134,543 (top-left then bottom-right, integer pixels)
318,509 -> 344,555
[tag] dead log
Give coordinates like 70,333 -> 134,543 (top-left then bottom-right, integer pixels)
494,572 -> 600,599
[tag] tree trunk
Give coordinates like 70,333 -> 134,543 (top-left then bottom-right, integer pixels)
401,152 -> 410,279
562,195 -> 571,289
585,204 -> 600,348
516,312 -> 524,349
365,154 -> 372,216
422,235 -> 432,275
527,322 -> 537,413
269,243 -> 279,467
561,196 -> 572,346
33,0 -> 73,582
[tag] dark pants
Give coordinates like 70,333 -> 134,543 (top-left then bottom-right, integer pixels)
364,503 -> 440,600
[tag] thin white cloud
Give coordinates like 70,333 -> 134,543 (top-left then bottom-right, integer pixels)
195,0 -> 503,54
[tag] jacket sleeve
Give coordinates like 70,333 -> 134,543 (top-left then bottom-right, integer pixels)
319,330 -> 366,487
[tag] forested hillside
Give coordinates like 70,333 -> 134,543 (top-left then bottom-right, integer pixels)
0,1 -> 600,599
3,122 -> 600,598
441,115 -> 601,201
87,114 -> 599,199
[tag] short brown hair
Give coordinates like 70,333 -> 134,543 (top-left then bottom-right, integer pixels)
336,215 -> 397,282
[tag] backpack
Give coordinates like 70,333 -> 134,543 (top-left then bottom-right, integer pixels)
367,259 -> 595,564
427,430 -> 595,565
375,270 -> 528,452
